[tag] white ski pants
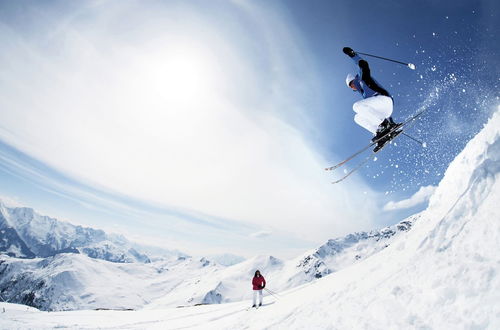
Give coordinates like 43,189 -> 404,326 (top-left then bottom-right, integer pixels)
353,95 -> 393,134
253,290 -> 263,305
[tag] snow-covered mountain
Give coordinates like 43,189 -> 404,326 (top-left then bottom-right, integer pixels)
289,215 -> 417,283
0,202 -> 419,311
0,253 -> 221,311
0,202 -> 150,263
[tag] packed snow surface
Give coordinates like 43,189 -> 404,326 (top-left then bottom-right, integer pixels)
1,109 -> 499,329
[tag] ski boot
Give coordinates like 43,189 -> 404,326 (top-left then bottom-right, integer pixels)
371,117 -> 401,142
372,117 -> 403,152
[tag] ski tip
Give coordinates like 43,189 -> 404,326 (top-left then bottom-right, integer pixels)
408,63 -> 416,70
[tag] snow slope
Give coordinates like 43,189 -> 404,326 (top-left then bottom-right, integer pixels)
1,109 -> 499,329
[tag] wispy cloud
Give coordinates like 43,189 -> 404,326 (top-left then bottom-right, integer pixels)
384,185 -> 437,211
0,1 -> 381,251
250,231 -> 272,239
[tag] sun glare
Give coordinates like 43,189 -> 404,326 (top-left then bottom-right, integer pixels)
147,46 -> 219,106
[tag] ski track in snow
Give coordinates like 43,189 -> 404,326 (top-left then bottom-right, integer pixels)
1,108 -> 499,329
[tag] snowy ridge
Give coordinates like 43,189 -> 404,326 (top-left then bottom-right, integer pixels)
0,202 -> 150,263
290,216 -> 417,282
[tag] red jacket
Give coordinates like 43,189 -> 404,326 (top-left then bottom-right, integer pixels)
252,275 -> 266,290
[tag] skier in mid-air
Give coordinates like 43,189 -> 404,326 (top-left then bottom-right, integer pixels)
343,46 -> 402,152
251,270 -> 266,308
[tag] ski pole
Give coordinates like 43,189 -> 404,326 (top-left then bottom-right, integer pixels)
402,132 -> 426,147
356,51 -> 416,70
264,288 -> 280,300
264,288 -> 281,296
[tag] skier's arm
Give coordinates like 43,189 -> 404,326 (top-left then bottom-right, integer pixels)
343,47 -> 371,80
352,54 -> 371,80
262,278 -> 266,289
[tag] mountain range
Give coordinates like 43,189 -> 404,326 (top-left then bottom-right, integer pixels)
0,199 -> 418,311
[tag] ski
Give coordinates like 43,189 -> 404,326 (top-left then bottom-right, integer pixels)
325,108 -> 427,172
329,108 -> 427,184
324,140 -> 375,171
332,152 -> 377,184
331,116 -> 418,184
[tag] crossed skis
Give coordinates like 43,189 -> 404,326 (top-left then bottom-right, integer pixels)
325,109 -> 427,184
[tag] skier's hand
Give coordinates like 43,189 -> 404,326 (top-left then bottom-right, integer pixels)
343,47 -> 356,58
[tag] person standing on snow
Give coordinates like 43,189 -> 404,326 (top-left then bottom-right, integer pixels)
343,46 -> 402,152
252,270 -> 266,307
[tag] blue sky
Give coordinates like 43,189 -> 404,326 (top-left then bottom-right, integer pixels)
0,0 -> 498,258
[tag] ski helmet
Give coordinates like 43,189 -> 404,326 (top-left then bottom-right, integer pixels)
345,73 -> 356,87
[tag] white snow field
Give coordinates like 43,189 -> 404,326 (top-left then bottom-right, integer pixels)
1,109 -> 499,329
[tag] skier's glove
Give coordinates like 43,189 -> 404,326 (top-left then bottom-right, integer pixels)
343,47 -> 356,58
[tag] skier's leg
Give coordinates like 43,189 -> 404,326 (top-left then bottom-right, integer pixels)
355,96 -> 392,121
354,113 -> 380,134
353,99 -> 382,133
252,291 -> 257,306
259,290 -> 263,306
353,96 -> 393,133
365,96 -> 393,120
